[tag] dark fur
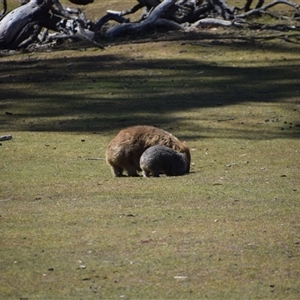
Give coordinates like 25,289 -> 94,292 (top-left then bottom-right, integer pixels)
140,145 -> 187,177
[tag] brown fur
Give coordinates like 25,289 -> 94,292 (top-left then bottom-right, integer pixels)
105,125 -> 191,177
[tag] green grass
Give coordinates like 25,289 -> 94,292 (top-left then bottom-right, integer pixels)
1,12 -> 300,299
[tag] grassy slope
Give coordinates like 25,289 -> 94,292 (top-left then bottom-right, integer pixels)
1,2 -> 300,299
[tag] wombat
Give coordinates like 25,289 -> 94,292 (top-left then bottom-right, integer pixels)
105,125 -> 191,177
139,145 -> 187,177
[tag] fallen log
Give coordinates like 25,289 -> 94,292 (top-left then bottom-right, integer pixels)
105,0 -> 179,37
0,0 -> 51,48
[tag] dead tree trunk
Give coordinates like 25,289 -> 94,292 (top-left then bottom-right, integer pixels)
0,0 -> 102,50
0,0 -> 54,48
105,0 -> 181,37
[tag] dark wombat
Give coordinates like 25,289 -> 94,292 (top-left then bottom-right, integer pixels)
139,145 -> 187,177
105,125 -> 191,177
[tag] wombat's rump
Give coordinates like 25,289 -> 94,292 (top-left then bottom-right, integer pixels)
105,125 -> 191,177
140,145 -> 187,177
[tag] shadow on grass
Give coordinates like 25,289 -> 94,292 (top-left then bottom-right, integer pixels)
0,35 -> 299,140
105,30 -> 300,54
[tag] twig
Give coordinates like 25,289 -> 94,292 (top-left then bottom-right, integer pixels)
84,157 -> 105,160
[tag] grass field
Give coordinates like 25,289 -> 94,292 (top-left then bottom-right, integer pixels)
1,1 -> 300,299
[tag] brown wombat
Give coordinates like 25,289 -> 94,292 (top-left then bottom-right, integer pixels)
105,125 -> 191,177
140,145 -> 187,177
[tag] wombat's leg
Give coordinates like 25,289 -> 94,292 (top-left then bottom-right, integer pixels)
126,165 -> 140,177
165,168 -> 176,176
165,172 -> 173,176
142,170 -> 151,177
151,170 -> 160,177
111,166 -> 124,177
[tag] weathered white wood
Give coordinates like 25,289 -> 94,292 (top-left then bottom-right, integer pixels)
106,0 -> 177,37
189,17 -> 233,28
0,0 -> 102,49
1,0 -> 299,49
0,0 -> 50,46
236,0 -> 299,18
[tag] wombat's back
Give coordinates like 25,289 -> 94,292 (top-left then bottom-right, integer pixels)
140,145 -> 187,177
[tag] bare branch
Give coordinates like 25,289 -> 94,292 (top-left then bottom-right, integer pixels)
236,0 -> 299,18
188,17 -> 244,29
106,0 -> 178,37
0,0 -> 7,20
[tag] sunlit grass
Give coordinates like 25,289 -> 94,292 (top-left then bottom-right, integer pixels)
1,10 -> 300,299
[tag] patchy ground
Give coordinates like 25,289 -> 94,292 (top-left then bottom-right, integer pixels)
1,24 -> 300,299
